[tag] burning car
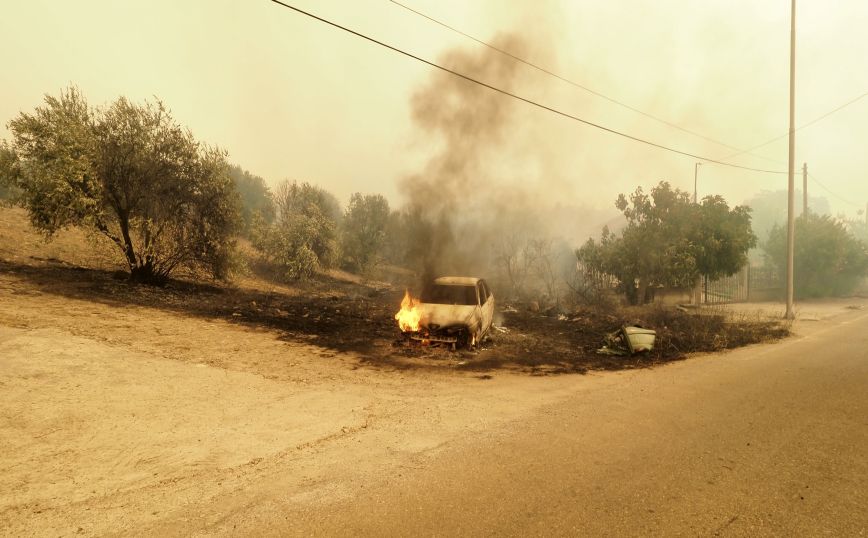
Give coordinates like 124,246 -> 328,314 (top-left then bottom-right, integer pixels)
395,276 -> 495,349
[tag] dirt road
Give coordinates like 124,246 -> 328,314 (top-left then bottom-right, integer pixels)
2,294 -> 865,537
0,206 -> 864,537
0,205 -> 805,537
0,273 -> 591,537
286,306 -> 868,537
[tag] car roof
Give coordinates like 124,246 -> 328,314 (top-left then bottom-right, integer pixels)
433,276 -> 481,286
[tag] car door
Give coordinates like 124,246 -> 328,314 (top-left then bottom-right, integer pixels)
478,279 -> 494,335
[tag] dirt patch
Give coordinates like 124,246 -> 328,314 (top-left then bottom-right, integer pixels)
0,326 -> 367,509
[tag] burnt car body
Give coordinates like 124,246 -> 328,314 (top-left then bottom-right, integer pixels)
407,276 -> 495,349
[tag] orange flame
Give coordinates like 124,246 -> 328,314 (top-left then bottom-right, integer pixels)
395,289 -> 422,332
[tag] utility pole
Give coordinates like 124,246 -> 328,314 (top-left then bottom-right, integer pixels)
785,0 -> 797,320
802,162 -> 808,217
693,162 -> 702,306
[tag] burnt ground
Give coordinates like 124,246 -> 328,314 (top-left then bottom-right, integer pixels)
0,207 -> 790,376
0,256 -> 791,376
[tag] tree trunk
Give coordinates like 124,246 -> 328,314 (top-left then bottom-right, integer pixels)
637,278 -> 649,305
116,211 -> 138,271
129,262 -> 167,285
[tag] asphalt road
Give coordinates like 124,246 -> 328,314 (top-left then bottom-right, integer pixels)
294,308 -> 868,537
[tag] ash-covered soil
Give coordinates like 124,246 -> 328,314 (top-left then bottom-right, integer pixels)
0,206 -> 789,376
0,256 -> 790,376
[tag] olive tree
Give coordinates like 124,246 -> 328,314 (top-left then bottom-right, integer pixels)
340,193 -> 390,273
228,164 -> 274,235
0,141 -> 21,203
7,87 -> 239,283
252,180 -> 340,280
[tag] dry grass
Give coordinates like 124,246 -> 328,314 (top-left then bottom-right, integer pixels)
625,305 -> 792,359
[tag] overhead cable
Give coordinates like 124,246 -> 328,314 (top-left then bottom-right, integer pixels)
269,0 -> 787,174
718,91 -> 868,163
807,173 -> 862,208
389,0 -> 868,177
387,0 -> 754,154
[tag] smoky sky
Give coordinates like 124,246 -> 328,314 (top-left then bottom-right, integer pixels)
398,30 -> 616,277
399,33 -> 536,275
1,0 -> 867,220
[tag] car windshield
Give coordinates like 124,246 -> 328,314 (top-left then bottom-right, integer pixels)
421,284 -> 477,306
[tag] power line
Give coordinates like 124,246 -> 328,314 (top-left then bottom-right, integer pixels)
272,0 -> 863,205
387,4 -> 867,212
269,0 -> 787,174
807,172 -> 862,208
697,157 -> 855,209
388,0 -> 756,155
389,1 -> 868,174
718,90 -> 868,163
710,90 -> 868,206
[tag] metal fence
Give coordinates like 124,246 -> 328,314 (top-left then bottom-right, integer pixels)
702,265 -> 783,304
703,268 -> 747,304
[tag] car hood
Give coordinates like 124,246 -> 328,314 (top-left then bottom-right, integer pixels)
418,303 -> 478,329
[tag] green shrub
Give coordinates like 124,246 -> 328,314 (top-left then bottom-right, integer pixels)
252,180 -> 339,280
764,214 -> 868,298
